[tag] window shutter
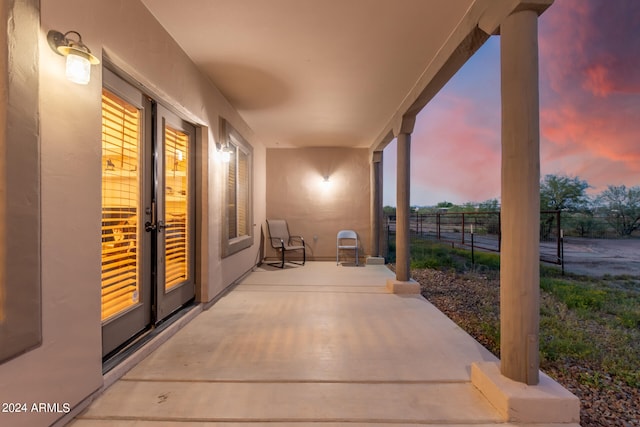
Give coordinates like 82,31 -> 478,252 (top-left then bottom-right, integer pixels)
164,126 -> 190,289
101,90 -> 141,321
237,149 -> 249,236
227,148 -> 237,239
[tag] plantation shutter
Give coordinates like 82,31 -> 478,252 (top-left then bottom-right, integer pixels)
237,149 -> 249,237
227,147 -> 237,239
101,89 -> 141,321
164,126 -> 190,290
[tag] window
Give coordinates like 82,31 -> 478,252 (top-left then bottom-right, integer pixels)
221,119 -> 253,257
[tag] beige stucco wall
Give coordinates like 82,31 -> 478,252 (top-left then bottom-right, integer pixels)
266,148 -> 371,261
0,1 -> 265,425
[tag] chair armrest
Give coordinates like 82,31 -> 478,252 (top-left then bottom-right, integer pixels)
269,237 -> 285,249
289,235 -> 305,246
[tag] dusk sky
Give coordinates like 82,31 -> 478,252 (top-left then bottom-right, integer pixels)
383,0 -> 640,207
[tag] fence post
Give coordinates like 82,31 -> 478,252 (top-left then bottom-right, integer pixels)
498,211 -> 502,252
461,213 -> 465,245
471,224 -> 475,266
560,228 -> 565,276
556,210 -> 561,267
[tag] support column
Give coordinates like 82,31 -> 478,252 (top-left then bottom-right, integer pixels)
386,132 -> 419,293
395,133 -> 411,281
472,4 -> 579,424
499,9 -> 541,385
369,151 -> 384,262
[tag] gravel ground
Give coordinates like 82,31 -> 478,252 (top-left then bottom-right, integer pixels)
409,267 -> 640,427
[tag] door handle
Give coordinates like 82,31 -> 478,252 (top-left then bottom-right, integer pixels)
145,201 -> 157,232
157,219 -> 166,233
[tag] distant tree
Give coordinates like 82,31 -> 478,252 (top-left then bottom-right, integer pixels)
564,212 -> 605,238
436,201 -> 454,209
540,174 -> 590,211
477,198 -> 500,212
595,185 -> 640,236
383,206 -> 396,216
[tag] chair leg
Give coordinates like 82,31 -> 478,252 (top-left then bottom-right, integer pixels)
280,249 -> 285,268
355,248 -> 358,266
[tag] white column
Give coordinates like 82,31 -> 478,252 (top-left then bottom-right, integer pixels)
500,8 -> 541,385
395,133 -> 411,282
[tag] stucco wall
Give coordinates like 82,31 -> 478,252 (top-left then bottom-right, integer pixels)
266,148 -> 371,261
0,1 -> 265,425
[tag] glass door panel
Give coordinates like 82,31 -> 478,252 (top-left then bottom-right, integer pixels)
155,104 -> 195,320
101,90 -> 141,321
101,68 -> 152,359
164,126 -> 189,291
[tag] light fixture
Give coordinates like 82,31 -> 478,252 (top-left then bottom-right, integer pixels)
219,144 -> 232,163
221,149 -> 231,163
47,30 -> 100,85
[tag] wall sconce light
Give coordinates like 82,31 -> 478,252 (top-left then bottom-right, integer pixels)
222,147 -> 232,163
216,142 -> 232,163
47,30 -> 100,85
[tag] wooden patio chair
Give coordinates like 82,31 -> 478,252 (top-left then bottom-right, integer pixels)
266,219 -> 306,268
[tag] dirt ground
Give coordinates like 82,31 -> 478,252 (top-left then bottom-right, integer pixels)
553,237 -> 640,277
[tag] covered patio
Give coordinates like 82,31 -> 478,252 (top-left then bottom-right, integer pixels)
0,1 -> 582,426
71,263 -> 578,425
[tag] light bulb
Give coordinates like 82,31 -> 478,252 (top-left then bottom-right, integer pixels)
65,53 -> 91,84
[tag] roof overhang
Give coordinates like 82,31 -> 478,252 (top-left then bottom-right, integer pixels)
141,0 -> 553,150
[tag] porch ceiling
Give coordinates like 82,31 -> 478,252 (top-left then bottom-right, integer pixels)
141,0 -> 504,149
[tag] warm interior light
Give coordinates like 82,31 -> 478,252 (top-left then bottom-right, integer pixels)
47,30 -> 100,85
66,52 -> 91,84
221,148 -> 231,163
321,176 -> 332,190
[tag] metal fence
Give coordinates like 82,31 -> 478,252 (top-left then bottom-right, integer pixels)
385,210 -> 563,266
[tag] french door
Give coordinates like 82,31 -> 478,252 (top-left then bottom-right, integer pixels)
101,69 -> 195,358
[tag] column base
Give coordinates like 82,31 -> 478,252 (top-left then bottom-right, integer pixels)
366,256 -> 385,265
386,278 -> 420,294
471,361 -> 580,424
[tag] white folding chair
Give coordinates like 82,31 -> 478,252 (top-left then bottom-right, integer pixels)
336,229 -> 358,265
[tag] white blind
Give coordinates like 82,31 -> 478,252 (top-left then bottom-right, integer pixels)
164,126 -> 189,290
101,89 -> 141,321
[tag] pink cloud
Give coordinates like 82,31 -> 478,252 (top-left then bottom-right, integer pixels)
583,63 -> 615,97
539,0 -> 640,189
410,94 -> 501,203
386,0 -> 640,206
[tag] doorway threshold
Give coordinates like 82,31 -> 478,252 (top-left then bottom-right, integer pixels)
102,303 -> 202,383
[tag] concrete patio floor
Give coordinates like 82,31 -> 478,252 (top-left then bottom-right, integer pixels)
71,262 -> 579,426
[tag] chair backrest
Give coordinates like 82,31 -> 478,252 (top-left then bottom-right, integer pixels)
337,229 -> 357,243
266,219 -> 290,247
